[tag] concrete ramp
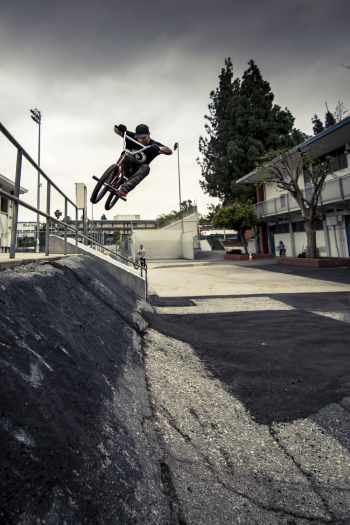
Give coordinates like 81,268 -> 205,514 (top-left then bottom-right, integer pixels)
0,255 -> 170,523
49,235 -> 146,299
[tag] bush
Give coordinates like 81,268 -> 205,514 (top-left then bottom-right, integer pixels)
227,249 -> 242,254
297,252 -> 306,258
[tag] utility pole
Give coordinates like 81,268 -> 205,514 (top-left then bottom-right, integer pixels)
173,142 -> 184,232
30,108 -> 42,252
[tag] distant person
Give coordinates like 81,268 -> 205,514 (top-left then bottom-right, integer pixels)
277,240 -> 286,256
137,245 -> 146,267
113,123 -> 172,199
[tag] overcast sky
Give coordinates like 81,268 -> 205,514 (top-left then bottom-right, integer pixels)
0,0 -> 349,222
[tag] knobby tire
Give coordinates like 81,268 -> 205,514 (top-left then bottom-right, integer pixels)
105,192 -> 120,210
90,164 -> 118,204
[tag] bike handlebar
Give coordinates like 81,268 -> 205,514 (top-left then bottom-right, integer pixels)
123,131 -> 152,153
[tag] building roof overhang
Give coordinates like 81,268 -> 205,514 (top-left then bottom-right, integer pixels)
0,173 -> 28,194
237,116 -> 350,185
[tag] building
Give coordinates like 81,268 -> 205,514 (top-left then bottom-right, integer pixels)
237,117 -> 350,258
0,174 -> 28,253
72,214 -> 156,238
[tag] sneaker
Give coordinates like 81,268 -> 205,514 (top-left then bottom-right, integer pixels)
118,189 -> 127,200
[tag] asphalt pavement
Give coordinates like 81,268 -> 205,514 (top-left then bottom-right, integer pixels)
143,252 -> 350,523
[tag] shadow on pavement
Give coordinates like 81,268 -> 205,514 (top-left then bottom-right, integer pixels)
144,292 -> 350,425
253,262 -> 350,285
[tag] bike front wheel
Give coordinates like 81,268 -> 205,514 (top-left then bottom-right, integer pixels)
90,164 -> 118,204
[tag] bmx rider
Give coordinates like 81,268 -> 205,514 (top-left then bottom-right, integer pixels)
114,123 -> 172,199
137,245 -> 146,267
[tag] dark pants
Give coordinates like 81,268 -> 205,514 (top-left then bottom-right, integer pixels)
120,155 -> 150,194
140,257 -> 146,267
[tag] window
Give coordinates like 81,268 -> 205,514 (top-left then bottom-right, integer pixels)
292,219 -> 323,232
1,197 -> 8,213
270,223 -> 290,234
303,168 -> 312,185
280,195 -> 286,208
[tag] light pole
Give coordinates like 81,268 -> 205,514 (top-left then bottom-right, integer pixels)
174,142 -> 183,232
30,108 -> 42,252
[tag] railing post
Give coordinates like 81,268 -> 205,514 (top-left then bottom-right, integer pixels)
64,197 -> 68,255
45,182 -> 51,256
75,207 -> 79,253
339,177 -> 344,200
10,149 -> 23,258
145,269 -> 148,301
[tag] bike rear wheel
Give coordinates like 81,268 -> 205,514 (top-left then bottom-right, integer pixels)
90,164 -> 118,204
105,192 -> 119,210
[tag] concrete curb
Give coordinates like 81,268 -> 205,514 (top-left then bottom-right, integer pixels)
49,235 -> 146,299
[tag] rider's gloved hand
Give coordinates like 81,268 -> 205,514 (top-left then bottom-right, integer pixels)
117,124 -> 127,132
151,144 -> 160,152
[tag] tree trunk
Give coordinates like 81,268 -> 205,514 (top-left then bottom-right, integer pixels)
305,220 -> 317,258
239,228 -> 248,254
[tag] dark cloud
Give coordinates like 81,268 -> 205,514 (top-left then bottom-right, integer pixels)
0,0 -> 349,219
1,0 -> 349,76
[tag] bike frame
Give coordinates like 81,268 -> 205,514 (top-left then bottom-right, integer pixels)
104,132 -> 152,193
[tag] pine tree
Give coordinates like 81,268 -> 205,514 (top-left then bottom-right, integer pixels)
311,115 -> 324,135
325,110 -> 336,129
198,59 -> 300,204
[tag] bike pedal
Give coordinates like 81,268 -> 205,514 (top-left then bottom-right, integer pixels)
118,194 -> 127,202
92,175 -> 99,181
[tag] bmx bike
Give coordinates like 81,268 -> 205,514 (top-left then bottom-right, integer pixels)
90,131 -> 152,211
133,258 -> 147,270
278,248 -> 287,257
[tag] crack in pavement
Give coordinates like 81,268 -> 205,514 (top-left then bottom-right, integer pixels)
142,328 -> 350,524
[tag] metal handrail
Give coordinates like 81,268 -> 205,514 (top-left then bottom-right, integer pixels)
0,123 -> 76,207
156,205 -> 198,228
0,121 -> 148,297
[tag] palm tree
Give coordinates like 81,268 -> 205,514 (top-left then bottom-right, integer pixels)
54,210 -> 62,234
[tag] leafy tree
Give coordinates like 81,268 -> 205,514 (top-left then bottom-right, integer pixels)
156,210 -> 180,227
101,214 -> 107,220
203,203 -> 221,224
334,100 -> 349,123
291,128 -> 311,144
112,230 -> 120,244
255,147 -> 332,258
213,200 -> 260,254
325,110 -> 336,129
64,216 -> 72,225
198,58 -> 302,205
311,115 -> 324,135
180,200 -> 194,212
54,209 -> 62,220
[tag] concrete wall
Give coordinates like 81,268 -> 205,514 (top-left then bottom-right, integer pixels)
132,229 -> 187,259
269,221 -> 348,258
131,211 -> 198,260
200,240 -> 212,252
49,235 -> 146,299
182,232 -> 194,260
